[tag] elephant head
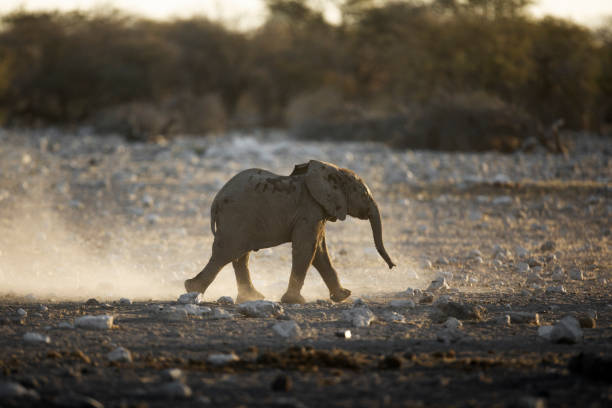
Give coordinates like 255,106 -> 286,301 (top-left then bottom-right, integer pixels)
293,160 -> 396,269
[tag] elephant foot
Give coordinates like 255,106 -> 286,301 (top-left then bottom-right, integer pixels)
330,288 -> 351,303
184,278 -> 205,294
236,288 -> 265,304
280,292 -> 306,305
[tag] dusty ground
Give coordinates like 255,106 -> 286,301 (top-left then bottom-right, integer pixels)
0,129 -> 610,407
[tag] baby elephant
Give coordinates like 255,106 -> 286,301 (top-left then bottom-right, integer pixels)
185,159 -> 396,304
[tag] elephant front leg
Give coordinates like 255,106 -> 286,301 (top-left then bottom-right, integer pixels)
280,222 -> 321,304
312,235 -> 351,303
233,252 -> 265,303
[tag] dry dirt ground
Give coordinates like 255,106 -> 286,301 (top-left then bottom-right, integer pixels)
0,129 -> 610,407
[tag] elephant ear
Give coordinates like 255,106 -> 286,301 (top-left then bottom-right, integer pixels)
304,160 -> 347,221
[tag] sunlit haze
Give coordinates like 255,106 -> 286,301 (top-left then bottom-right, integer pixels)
2,0 -> 612,28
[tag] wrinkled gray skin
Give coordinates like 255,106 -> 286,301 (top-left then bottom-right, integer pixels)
185,160 -> 396,304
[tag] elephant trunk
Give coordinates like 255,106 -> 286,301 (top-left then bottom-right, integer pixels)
368,201 -> 396,269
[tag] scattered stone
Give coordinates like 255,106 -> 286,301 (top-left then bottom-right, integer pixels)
142,194 -> 154,207
511,396 -> 547,408
516,262 -> 530,273
210,308 -> 233,320
272,320 -> 302,338
497,315 -> 512,326
23,332 -> 50,344
381,311 -> 406,323
540,240 -> 556,252
537,325 -> 553,340
107,346 -> 132,362
569,267 -> 584,281
427,277 -> 450,292
515,246 -> 529,258
162,368 -> 184,382
389,299 -> 416,309
335,330 -> 352,339
38,304 -> 48,312
271,374 -> 293,392
341,306 -> 376,328
436,257 -> 449,265
436,328 -> 463,344
492,196 -> 512,205
352,298 -> 367,307
546,285 -> 566,294
550,316 -> 583,344
216,296 -> 234,305
177,292 -> 203,305
157,381 -> 192,398
545,254 -> 557,263
443,317 -> 463,330
16,308 -> 27,317
527,258 -> 542,267
24,293 -> 37,302
161,307 -> 188,321
85,298 -> 99,305
75,315 -> 114,329
552,266 -> 564,281
0,382 -> 39,399
119,298 -> 132,305
238,300 -> 283,318
58,321 -> 74,329
419,292 -> 435,304
508,312 -> 540,325
207,352 -> 239,366
420,260 -> 433,269
435,301 -> 486,321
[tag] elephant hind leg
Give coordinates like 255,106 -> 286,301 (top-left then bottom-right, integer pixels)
312,235 -> 351,303
233,252 -> 265,303
185,238 -> 239,294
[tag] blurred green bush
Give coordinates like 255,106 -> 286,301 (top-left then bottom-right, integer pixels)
0,0 -> 610,148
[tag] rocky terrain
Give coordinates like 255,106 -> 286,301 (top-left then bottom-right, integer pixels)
0,128 -> 610,407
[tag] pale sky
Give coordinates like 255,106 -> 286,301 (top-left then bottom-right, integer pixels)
1,0 -> 611,29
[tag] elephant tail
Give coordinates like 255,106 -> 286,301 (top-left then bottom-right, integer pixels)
210,200 -> 218,236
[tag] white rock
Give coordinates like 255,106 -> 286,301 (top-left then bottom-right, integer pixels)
162,307 -> 188,321
427,277 -> 450,292
23,332 -> 50,344
352,298 -> 367,307
119,298 -> 132,305
210,308 -> 233,319
16,308 -> 27,317
217,296 -> 234,305
75,315 -> 113,329
389,299 -> 416,309
238,300 -> 283,318
207,352 -> 239,366
183,304 -> 211,316
161,368 -> 184,381
341,307 -> 375,328
107,347 -> 132,362
0,382 -> 39,399
272,320 -> 302,338
177,292 -> 203,304
24,294 -> 37,302
58,321 -> 74,329
569,268 -> 584,281
550,316 -> 583,344
381,311 -> 406,323
467,249 -> 483,259
436,271 -> 454,281
436,328 -> 463,344
420,260 -> 433,269
443,317 -> 463,330
516,262 -> 530,273
515,246 -> 529,258
38,305 -> 48,312
546,285 -> 566,294
401,288 -> 416,297
492,196 -> 512,205
142,194 -> 154,207
538,325 -> 554,340
157,381 -> 192,398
